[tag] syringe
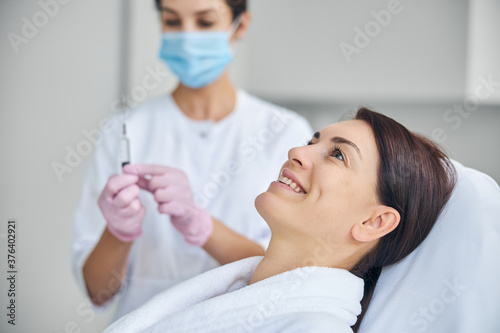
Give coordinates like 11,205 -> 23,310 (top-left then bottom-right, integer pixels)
120,123 -> 131,171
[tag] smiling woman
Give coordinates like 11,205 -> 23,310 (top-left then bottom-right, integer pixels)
255,107 -> 456,330
255,118 -> 384,247
103,108 -> 456,332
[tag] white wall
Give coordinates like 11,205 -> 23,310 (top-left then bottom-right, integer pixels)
0,0 -> 121,332
245,0 -> 468,102
466,0 -> 500,104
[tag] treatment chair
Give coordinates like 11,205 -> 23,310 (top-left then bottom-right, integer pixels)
359,161 -> 500,332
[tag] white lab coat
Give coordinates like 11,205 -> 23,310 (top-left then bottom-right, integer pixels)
71,90 -> 313,318
103,256 -> 364,333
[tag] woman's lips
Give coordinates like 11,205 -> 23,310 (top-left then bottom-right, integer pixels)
279,169 -> 307,193
271,180 -> 303,193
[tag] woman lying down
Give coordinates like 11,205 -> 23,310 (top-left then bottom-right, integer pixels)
104,108 -> 456,333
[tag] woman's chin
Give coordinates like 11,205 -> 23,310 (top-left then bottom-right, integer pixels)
255,191 -> 269,215
255,191 -> 278,222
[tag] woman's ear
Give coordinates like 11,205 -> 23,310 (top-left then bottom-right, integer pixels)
351,206 -> 400,242
232,11 -> 251,41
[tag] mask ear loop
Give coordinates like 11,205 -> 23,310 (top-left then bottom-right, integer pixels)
228,15 -> 242,37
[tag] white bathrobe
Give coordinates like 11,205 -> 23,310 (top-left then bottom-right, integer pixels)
104,256 -> 364,333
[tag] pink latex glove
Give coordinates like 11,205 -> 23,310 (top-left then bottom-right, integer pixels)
98,174 -> 146,242
123,164 -> 213,246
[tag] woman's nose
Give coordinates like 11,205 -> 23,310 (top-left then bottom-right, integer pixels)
182,21 -> 197,32
288,146 -> 312,170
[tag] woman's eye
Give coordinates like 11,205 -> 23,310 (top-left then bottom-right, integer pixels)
198,20 -> 214,27
165,20 -> 180,26
331,148 -> 344,161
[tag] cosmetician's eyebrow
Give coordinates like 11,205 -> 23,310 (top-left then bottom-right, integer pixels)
160,7 -> 178,14
194,9 -> 218,16
161,7 -> 216,16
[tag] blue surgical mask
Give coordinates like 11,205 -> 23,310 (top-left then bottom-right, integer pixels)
159,18 -> 241,89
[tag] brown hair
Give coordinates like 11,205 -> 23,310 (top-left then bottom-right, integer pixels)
350,108 -> 456,331
154,0 -> 247,21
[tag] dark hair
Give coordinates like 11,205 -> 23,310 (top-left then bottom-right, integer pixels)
154,0 -> 247,21
350,108 -> 456,332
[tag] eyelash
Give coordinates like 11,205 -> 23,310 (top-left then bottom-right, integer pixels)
165,20 -> 180,26
198,20 -> 214,27
306,141 -> 345,162
331,146 -> 345,161
164,20 -> 214,27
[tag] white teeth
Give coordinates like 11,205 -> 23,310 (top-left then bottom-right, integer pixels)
279,176 -> 292,185
277,175 -> 305,194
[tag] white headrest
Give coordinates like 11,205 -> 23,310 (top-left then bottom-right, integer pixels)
360,160 -> 500,332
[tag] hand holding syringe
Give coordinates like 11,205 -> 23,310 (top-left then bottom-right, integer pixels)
102,122 -> 211,245
97,122 -> 145,242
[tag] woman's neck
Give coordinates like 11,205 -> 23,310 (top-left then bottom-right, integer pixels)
172,73 -> 236,122
249,235 -> 310,285
249,235 -> 363,285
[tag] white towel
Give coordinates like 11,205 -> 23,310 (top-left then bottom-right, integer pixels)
104,256 -> 364,333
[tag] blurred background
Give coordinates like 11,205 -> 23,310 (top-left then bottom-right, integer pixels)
0,0 -> 499,331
